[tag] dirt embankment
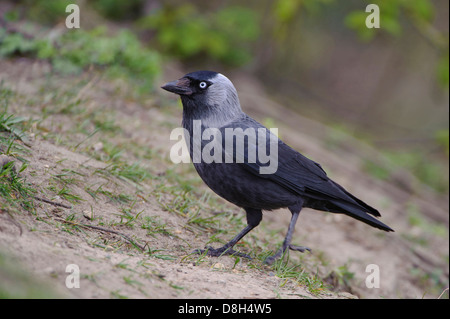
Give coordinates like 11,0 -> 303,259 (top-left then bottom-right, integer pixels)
0,59 -> 448,299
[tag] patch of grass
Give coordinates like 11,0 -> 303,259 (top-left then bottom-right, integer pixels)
59,214 -> 83,235
146,248 -> 177,261
0,95 -> 32,160
407,202 -> 448,237
186,210 -> 224,231
53,168 -> 84,185
153,167 -> 226,223
123,275 -> 143,289
0,113 -> 29,145
141,216 -> 173,237
403,202 -> 448,247
96,162 -> 153,185
85,183 -> 132,204
325,124 -> 449,194
92,114 -> 121,134
95,141 -> 124,163
409,266 -> 448,298
180,249 -> 211,266
110,290 -> 128,299
323,263 -> 355,294
257,252 -> 328,296
48,183 -> 83,204
0,25 -> 161,95
114,201 -> 143,228
364,149 -> 449,194
139,4 -> 259,66
363,159 -> 391,181
0,160 -> 36,214
0,107 -> 36,214
113,162 -> 152,184
154,185 -> 199,216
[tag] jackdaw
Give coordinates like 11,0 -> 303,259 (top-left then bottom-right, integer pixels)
162,70 -> 393,264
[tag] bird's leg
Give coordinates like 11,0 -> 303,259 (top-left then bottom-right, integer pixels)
265,205 -> 310,265
193,209 -> 262,259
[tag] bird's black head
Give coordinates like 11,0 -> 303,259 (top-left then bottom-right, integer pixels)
161,71 -> 219,97
161,70 -> 243,126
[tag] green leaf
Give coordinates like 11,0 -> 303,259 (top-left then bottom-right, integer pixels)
0,33 -> 35,56
407,0 -> 434,22
274,0 -> 301,24
382,14 -> 402,37
52,58 -> 82,75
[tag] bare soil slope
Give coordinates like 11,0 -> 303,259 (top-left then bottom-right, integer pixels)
0,59 -> 448,299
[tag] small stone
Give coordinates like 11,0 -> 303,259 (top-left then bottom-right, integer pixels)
93,142 -> 103,152
212,262 -> 225,270
83,210 -> 94,220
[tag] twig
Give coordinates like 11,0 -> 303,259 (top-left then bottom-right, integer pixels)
438,288 -> 449,299
34,196 -> 72,209
56,218 -> 146,252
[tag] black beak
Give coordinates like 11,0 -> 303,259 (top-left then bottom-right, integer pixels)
161,77 -> 193,96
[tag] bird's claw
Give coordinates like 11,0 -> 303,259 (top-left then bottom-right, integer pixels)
264,244 -> 311,265
264,255 -> 277,265
289,244 -> 311,253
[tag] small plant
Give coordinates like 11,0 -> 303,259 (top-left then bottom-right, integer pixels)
0,26 -> 161,94
269,252 -> 327,295
141,216 -> 173,237
96,161 -> 152,185
48,171 -> 84,204
0,108 -> 35,214
324,263 -> 355,293
0,159 -> 35,214
139,4 -> 260,66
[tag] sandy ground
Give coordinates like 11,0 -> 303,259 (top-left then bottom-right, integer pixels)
0,59 -> 448,299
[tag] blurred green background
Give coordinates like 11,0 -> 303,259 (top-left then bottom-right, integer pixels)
0,0 -> 448,193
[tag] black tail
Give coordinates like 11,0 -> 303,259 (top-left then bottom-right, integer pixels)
326,180 -> 393,231
330,199 -> 394,232
308,180 -> 394,232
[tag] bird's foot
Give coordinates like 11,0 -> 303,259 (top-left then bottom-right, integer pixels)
289,244 -> 311,253
264,244 -> 311,265
192,245 -> 252,259
263,255 -> 277,265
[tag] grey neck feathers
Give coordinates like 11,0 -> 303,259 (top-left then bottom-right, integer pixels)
182,74 -> 244,131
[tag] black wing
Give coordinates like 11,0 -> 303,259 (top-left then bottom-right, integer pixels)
220,116 -> 393,232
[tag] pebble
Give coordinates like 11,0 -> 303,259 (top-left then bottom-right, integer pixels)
83,210 -> 94,220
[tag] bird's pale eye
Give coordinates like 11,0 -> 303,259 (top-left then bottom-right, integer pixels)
199,81 -> 208,89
